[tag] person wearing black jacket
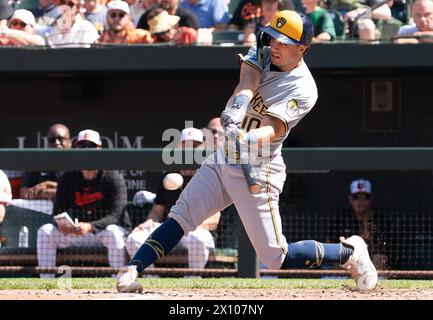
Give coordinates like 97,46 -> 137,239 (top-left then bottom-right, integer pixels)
37,129 -> 130,278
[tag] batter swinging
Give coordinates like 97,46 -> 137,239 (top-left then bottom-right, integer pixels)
116,10 -> 378,293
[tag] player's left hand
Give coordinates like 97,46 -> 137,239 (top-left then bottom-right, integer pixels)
73,222 -> 93,235
220,94 -> 250,128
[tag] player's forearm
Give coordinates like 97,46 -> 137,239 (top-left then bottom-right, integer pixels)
233,62 -> 262,100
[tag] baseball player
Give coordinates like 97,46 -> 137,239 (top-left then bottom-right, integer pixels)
116,10 -> 378,293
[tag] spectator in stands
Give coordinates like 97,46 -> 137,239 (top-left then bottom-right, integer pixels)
0,0 -> 12,28
137,0 -> 199,30
46,0 -> 100,47
130,0 -> 161,27
301,0 -> 337,41
37,129 -> 130,278
327,0 -> 393,40
99,0 -> 154,43
20,123 -> 71,201
0,169 -> 12,223
179,0 -> 230,29
203,116 -> 224,150
161,0 -> 199,28
147,8 -> 197,43
83,0 -> 108,34
241,0 -> 294,45
229,0 -> 261,32
0,9 -> 46,46
327,179 -> 388,270
30,0 -> 60,29
394,0 -> 433,43
125,127 -> 221,272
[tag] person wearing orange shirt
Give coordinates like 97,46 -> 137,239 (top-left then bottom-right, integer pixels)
99,0 -> 154,43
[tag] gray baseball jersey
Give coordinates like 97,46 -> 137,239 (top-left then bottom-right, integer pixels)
169,44 -> 318,269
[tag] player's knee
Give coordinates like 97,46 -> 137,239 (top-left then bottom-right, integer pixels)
37,223 -> 56,239
186,233 -> 206,249
103,225 -> 126,248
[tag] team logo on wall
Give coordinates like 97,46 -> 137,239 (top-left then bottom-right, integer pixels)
276,17 -> 286,29
286,99 -> 299,118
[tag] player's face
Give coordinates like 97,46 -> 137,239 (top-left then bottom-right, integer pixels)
270,38 -> 306,71
412,0 -> 433,31
349,193 -> 372,215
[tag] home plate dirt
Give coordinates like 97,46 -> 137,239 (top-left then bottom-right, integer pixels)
1,287 -> 433,300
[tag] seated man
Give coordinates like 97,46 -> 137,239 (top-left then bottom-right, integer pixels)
328,179 -> 388,269
37,129 -> 129,277
301,0 -> 336,41
125,127 -> 221,271
0,169 -> 12,223
98,0 -> 154,44
0,9 -> 46,46
394,0 -> 433,43
20,123 -> 71,201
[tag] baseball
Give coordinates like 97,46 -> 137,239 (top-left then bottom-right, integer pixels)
163,173 -> 184,191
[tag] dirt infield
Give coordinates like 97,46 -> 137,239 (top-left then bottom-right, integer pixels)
1,286 -> 433,300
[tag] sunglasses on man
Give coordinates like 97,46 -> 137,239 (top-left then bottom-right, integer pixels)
76,141 -> 99,149
8,20 -> 27,28
59,0 -> 77,7
109,11 -> 126,19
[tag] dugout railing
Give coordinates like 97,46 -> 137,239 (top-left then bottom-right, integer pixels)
1,148 -> 433,279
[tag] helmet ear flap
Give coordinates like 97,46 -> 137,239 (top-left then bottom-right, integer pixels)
259,31 -> 271,47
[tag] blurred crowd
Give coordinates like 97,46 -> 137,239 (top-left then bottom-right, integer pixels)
0,0 -> 431,47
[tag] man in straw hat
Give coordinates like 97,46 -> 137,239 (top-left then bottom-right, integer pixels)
147,8 -> 196,43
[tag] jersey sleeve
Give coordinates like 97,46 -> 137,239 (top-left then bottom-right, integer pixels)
239,43 -> 266,74
266,95 -> 317,133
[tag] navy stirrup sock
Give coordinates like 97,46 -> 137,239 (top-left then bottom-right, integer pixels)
281,240 -> 354,269
129,218 -> 184,272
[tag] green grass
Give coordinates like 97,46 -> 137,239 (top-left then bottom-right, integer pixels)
0,278 -> 432,290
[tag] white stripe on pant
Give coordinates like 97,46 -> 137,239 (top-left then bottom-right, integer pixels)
37,223 -> 128,278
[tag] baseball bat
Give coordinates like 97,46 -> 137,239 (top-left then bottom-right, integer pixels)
235,137 -> 261,194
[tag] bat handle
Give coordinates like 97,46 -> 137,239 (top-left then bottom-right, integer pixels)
241,162 -> 261,194
236,138 -> 261,194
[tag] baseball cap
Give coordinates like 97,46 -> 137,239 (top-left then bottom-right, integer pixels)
148,10 -> 180,34
180,127 -> 204,143
350,179 -> 372,195
107,0 -> 130,15
76,129 -> 102,148
260,10 -> 314,46
9,9 -> 36,27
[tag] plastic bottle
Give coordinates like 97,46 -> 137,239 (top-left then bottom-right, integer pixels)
18,226 -> 29,248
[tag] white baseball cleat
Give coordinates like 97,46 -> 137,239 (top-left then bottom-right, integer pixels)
340,235 -> 378,290
116,265 -> 143,293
